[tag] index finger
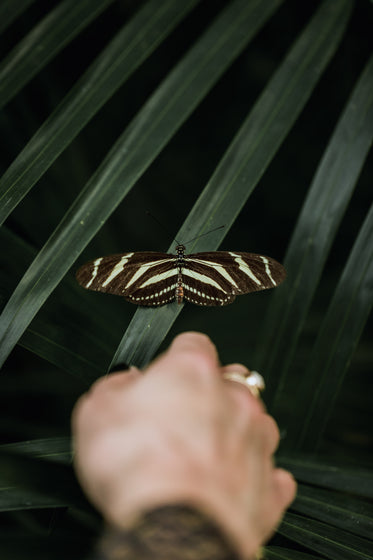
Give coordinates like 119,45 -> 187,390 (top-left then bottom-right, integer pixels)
145,331 -> 221,386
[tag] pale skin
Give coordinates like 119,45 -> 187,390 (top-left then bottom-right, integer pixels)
72,332 -> 296,559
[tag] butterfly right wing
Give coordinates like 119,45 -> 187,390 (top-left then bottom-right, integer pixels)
181,251 -> 286,306
76,252 -> 178,306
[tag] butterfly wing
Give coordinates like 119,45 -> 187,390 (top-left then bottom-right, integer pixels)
76,252 -> 178,306
76,249 -> 286,307
182,251 -> 286,306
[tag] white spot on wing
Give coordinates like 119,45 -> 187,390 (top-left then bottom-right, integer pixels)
260,256 -> 276,286
139,268 -> 177,288
182,268 -> 226,290
229,252 -> 261,286
184,257 -> 239,289
125,259 -> 174,288
86,257 -> 103,288
102,254 -> 134,287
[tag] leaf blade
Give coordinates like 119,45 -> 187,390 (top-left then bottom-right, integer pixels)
279,512 -> 373,560
0,0 -> 37,35
292,484 -> 373,539
0,0 -> 285,367
0,0 -> 116,110
254,54 -> 373,411
112,0 -> 353,368
0,0 -> 201,224
295,201 -> 373,450
278,456 -> 373,498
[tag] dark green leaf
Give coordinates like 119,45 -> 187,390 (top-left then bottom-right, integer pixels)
0,535 -> 94,560
0,227 -> 121,379
293,484 -> 373,539
112,0 -> 353,368
279,512 -> 373,560
0,0 -> 201,224
0,437 -> 71,463
0,439 -> 77,513
0,0 -> 37,35
294,202 -> 373,450
265,547 -> 324,560
0,451 -> 87,510
0,0 -> 115,110
0,0 -> 285,367
0,486 -> 66,512
278,456 -> 373,498
255,54 -> 373,412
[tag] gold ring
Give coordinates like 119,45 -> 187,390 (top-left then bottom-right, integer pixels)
222,371 -> 265,398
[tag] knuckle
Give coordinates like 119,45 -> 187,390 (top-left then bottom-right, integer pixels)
222,363 -> 250,375
274,468 -> 298,506
88,375 -> 108,394
71,393 -> 90,428
173,331 -> 212,346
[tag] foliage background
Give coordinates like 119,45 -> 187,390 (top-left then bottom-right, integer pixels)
0,1 -> 372,559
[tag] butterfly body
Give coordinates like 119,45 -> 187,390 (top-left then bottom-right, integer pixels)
76,244 -> 286,307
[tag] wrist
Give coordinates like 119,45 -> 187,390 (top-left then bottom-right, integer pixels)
99,446 -> 257,559
99,504 -> 242,560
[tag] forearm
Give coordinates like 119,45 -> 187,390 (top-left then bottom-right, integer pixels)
93,505 -> 240,560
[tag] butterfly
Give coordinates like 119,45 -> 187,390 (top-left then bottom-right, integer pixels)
76,244 -> 285,307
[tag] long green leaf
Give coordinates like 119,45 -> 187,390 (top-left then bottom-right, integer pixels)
0,0 -> 285,367
0,0 -> 115,110
255,54 -> 373,405
278,456 -> 373,498
0,0 -> 201,225
0,438 -> 73,511
293,485 -> 373,539
0,534 -> 95,560
265,547 -> 324,560
0,452 -> 87,510
0,487 -> 66,512
0,0 -> 37,35
279,512 -> 373,560
0,437 -> 71,463
0,228 -> 122,379
111,0 -> 353,369
0,437 -> 78,514
294,201 -> 373,451
20,324 -> 110,383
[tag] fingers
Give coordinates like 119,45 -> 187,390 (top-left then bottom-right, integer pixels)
254,412 -> 280,458
221,363 -> 249,376
74,332 -> 220,430
89,367 -> 142,395
221,363 -> 266,413
220,361 -> 295,516
257,468 -> 297,546
72,367 -> 142,429
168,331 -> 220,374
145,332 -> 221,386
272,468 -> 297,510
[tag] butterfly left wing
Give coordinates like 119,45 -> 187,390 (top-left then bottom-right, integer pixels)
182,251 -> 286,306
76,252 -> 178,306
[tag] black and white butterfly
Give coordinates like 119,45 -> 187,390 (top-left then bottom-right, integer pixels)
76,244 -> 286,307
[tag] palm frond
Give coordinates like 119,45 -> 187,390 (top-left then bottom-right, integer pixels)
112,0 -> 353,368
0,0 -> 201,223
0,0 -> 285,367
0,0 -> 115,109
0,1 -> 372,558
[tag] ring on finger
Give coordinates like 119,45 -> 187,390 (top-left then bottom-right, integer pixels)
222,371 -> 265,398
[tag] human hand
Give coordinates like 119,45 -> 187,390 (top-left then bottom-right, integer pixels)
72,332 -> 296,559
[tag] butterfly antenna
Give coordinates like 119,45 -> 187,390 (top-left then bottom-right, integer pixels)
145,211 -> 182,245
184,225 -> 224,245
